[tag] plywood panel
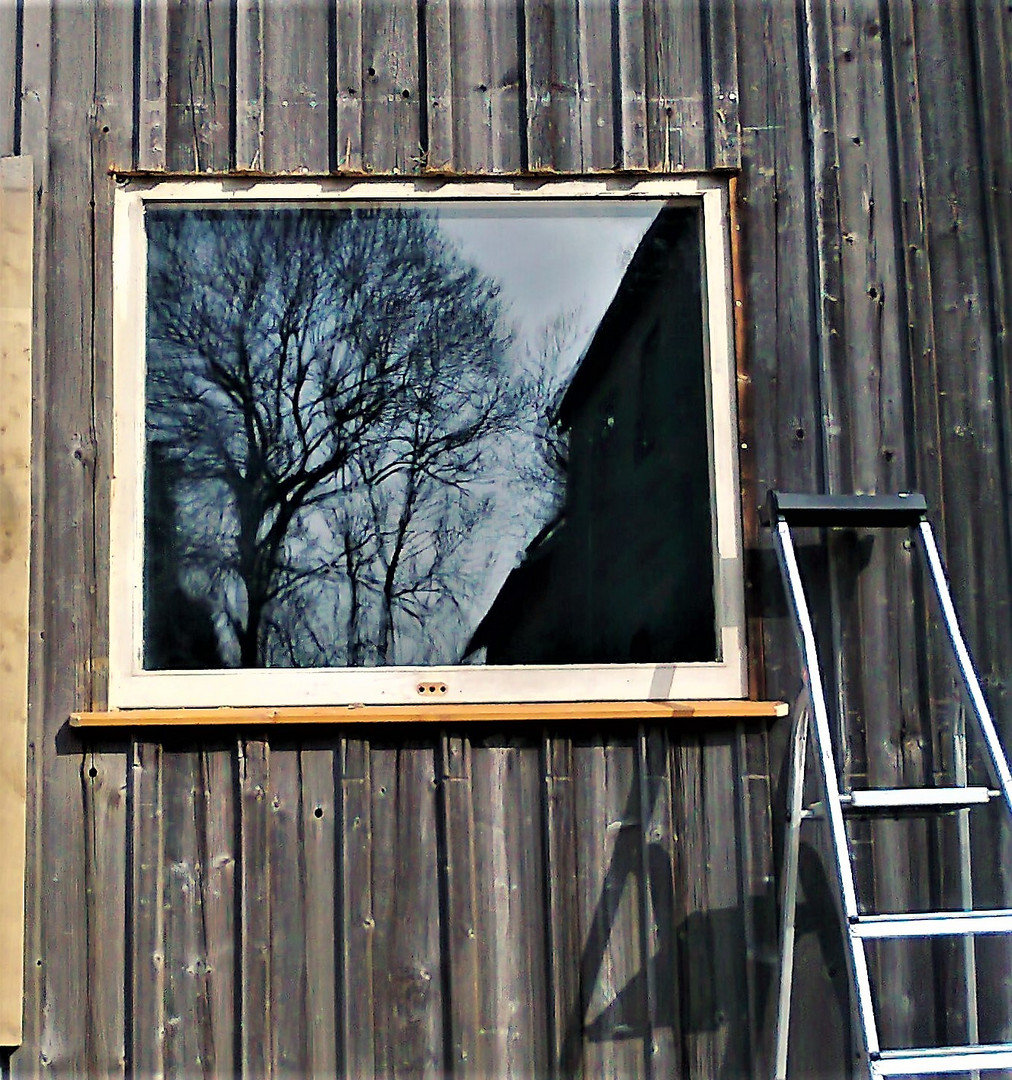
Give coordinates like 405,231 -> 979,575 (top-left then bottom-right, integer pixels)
0,154 -> 33,1049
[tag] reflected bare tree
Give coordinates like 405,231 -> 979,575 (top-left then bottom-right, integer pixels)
146,207 -> 524,668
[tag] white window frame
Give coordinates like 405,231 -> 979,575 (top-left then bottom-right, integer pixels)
109,175 -> 746,708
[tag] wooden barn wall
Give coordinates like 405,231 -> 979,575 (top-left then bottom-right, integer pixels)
2,1 -> 1011,1077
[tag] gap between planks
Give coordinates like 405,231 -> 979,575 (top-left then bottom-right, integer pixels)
71,700 -> 787,727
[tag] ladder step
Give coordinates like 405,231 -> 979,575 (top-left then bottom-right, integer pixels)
872,1043 -> 1012,1076
853,909 -> 1012,939
841,787 -> 995,813
763,490 -> 927,527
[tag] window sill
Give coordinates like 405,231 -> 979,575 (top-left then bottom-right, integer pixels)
70,699 -> 787,728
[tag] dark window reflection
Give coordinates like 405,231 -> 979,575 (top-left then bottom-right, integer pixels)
143,202 -> 716,670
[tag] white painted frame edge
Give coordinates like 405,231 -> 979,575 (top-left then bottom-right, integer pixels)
109,175 -> 746,707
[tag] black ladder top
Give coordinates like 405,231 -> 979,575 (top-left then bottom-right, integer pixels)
762,490 -> 928,529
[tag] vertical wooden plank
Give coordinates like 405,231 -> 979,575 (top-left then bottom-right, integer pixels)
165,0 -> 233,171
436,735 -> 481,1078
702,0 -> 740,168
161,752 -> 212,1076
129,741 -> 166,1080
239,738 -> 272,1076
13,0 -> 50,1069
615,0 -> 648,169
235,0 -> 264,169
0,154 -> 33,1049
334,0 -> 363,170
300,746 -> 338,1079
572,737 -> 646,1080
0,1 -> 17,156
424,0 -> 522,173
361,0 -> 421,173
260,0 -> 331,172
644,0 -> 707,171
340,737 -> 375,1079
471,741 -> 549,1078
138,0 -> 170,169
637,729 -> 681,1079
268,746 -> 309,1077
370,744 -> 444,1077
196,747 -> 238,1078
542,734 -> 581,1080
525,0 -> 583,172
37,2 -> 103,1070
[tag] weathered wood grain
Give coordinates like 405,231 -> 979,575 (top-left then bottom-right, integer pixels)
165,0 -> 233,171
129,741 -> 167,1079
525,0 -> 584,172
268,745 -> 309,1077
435,735 -> 481,1077
0,154 -> 32,1049
260,0 -> 331,172
424,0 -> 522,173
0,1 -> 16,157
360,0 -> 421,173
138,0 -> 170,169
370,743 -> 444,1076
702,0 -> 740,168
339,737 -> 376,1078
234,0 -> 264,168
239,739 -> 272,1075
300,746 -> 339,1078
471,740 -> 549,1077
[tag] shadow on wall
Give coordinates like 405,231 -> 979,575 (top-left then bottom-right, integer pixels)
562,790 -> 852,1079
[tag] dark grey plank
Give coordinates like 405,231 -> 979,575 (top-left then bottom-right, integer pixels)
196,748 -> 238,1078
234,0 -> 264,168
129,741 -> 166,1080
525,0 -> 583,172
301,747 -> 338,1078
615,0 -> 648,169
472,741 -> 549,1077
361,0 -> 421,173
137,0 -> 169,169
260,0 -> 331,171
269,747 -> 309,1077
572,737 -> 646,1079
542,734 -> 580,1080
644,0 -> 706,170
702,0 -> 740,168
334,0 -> 364,170
239,739 -> 273,1075
370,744 -> 444,1077
436,735 -> 482,1077
165,0 -> 233,171
339,738 -> 376,1079
424,0 -> 522,173
0,0 -> 16,156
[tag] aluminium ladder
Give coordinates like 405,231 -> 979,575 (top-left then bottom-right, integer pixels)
764,491 -> 1012,1079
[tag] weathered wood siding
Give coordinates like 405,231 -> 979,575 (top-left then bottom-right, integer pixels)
3,1 -> 1012,1077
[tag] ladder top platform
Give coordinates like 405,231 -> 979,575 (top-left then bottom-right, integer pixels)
762,490 -> 928,528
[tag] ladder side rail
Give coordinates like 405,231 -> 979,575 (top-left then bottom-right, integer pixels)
772,520 -> 882,1061
916,521 -> 1012,817
774,702 -> 811,1080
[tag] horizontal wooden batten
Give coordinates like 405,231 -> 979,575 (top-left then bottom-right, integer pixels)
71,699 -> 787,728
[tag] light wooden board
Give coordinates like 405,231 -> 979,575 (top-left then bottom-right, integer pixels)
72,700 -> 787,728
0,154 -> 33,1048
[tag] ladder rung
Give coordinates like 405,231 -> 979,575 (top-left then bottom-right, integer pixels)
853,910 -> 1012,939
872,1043 -> 1012,1075
841,787 -> 995,813
762,490 -> 928,527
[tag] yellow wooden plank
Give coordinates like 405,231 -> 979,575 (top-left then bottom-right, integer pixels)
71,699 -> 787,727
0,155 -> 33,1047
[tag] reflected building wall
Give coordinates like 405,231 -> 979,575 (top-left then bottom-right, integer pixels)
470,207 -> 716,664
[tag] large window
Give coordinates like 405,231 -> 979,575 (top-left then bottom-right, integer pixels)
110,177 -> 745,707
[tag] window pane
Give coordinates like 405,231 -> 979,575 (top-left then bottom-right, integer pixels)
143,201 -> 715,670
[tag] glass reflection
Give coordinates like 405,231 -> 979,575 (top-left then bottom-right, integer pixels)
143,202 -> 715,670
